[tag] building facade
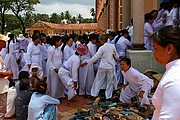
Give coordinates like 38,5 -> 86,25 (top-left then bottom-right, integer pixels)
96,0 -> 163,32
26,21 -> 98,36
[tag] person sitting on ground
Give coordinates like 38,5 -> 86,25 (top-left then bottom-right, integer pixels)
29,63 -> 43,90
15,71 -> 30,93
119,58 -> 154,115
15,78 -> 32,120
28,81 -> 60,120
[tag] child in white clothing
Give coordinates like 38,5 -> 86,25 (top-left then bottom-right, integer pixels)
28,81 -> 60,120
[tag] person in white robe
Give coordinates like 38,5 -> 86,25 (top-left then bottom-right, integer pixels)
151,10 -> 166,32
28,81 -> 60,120
18,34 -> 29,52
58,44 -> 88,100
81,34 -> 119,99
4,34 -> 19,79
40,34 -> 48,79
26,34 -> 42,68
165,2 -> 179,26
47,36 -> 64,99
78,34 -> 96,97
119,58 -> 154,114
115,29 -> 132,84
152,25 -> 180,120
62,36 -> 75,63
144,13 -> 155,50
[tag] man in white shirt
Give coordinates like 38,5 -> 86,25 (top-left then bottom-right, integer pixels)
81,34 -> 119,99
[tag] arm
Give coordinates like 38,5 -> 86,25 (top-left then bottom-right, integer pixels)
47,48 -> 56,70
146,25 -> 154,36
27,44 -> 33,65
71,59 -> 80,82
44,95 -> 60,105
87,46 -> 103,65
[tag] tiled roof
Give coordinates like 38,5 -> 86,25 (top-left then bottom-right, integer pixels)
32,20 -> 97,30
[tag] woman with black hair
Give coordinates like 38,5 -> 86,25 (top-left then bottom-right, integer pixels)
28,81 -> 60,120
152,26 -> 180,119
4,34 -> 19,79
47,36 -> 64,99
15,78 -> 32,120
144,13 -> 155,50
61,36 -> 75,63
27,34 -> 42,69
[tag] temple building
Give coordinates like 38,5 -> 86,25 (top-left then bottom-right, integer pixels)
96,0 -> 165,32
26,20 -> 98,36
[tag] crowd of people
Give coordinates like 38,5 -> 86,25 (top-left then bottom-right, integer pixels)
0,1 -> 179,120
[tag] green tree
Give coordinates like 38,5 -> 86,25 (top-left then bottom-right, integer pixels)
90,8 -> 96,22
64,11 -> 72,23
0,0 -> 11,34
49,13 -> 61,24
33,13 -> 49,22
77,14 -> 83,23
70,16 -> 77,24
4,14 -> 21,33
10,0 -> 40,33
60,12 -> 64,21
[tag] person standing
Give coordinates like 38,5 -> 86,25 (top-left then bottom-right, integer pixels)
27,34 -> 42,68
4,34 -> 19,79
81,34 -> 119,100
144,13 -> 155,50
58,44 -> 88,100
152,25 -> 180,119
47,36 -> 64,99
78,34 -> 96,97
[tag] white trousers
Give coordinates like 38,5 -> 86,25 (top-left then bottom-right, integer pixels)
91,68 -> 117,99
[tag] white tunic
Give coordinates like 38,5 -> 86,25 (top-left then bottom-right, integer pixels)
27,43 -> 42,67
4,40 -> 19,79
120,67 -> 153,105
165,7 -> 177,26
63,45 -> 75,63
47,46 -> 64,98
152,59 -> 180,120
144,22 -> 154,50
116,36 -> 132,57
79,42 -> 96,95
28,92 -> 60,120
88,43 -> 119,99
19,38 -> 29,52
58,54 -> 81,100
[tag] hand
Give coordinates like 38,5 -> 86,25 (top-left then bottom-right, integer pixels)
138,91 -> 145,98
73,81 -> 77,90
121,84 -> 126,91
80,62 -> 88,68
54,68 -> 59,73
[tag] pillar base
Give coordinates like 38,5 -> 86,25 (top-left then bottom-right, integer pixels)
131,43 -> 146,50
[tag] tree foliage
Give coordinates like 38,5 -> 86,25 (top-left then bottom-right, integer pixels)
10,0 -> 40,33
0,0 -> 11,34
0,1 -> 96,34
